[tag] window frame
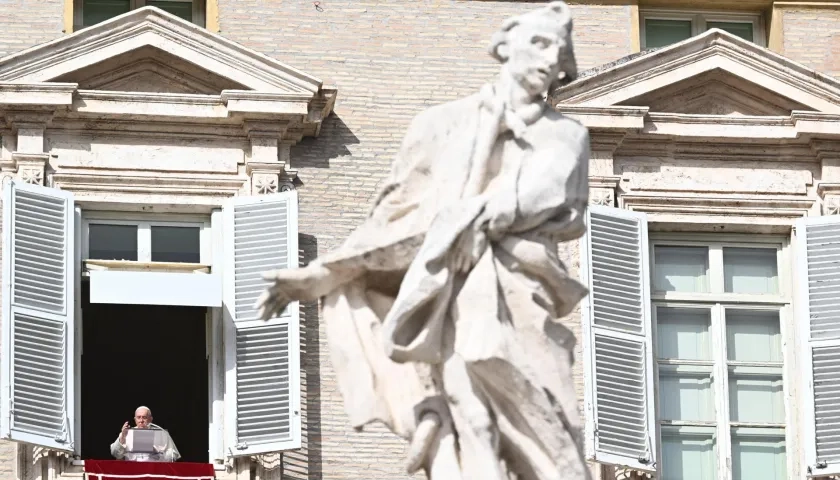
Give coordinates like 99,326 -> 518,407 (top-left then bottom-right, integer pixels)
81,213 -> 211,265
649,233 -> 792,480
640,9 -> 766,49
72,0 -> 206,30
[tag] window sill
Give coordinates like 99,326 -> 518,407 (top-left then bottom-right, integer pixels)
70,460 -> 227,472
88,267 -> 222,307
84,259 -> 211,275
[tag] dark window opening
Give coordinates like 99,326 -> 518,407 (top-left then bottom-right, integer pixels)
80,282 -> 209,462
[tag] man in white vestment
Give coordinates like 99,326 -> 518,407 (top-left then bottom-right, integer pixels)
110,406 -> 181,462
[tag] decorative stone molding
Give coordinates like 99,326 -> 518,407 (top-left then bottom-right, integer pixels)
621,193 -> 813,234
11,153 -> 48,186
589,175 -> 621,207
615,467 -> 654,480
253,173 -> 279,194
243,121 -> 301,195
590,188 -> 614,206
818,183 -> 840,215
251,453 -> 282,480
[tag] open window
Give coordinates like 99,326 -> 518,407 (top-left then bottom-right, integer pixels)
223,191 -> 301,456
797,215 -> 840,477
0,180 -> 78,453
83,215 -> 221,307
0,180 -> 303,462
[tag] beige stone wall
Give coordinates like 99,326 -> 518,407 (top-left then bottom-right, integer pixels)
780,7 -> 840,78
0,0 -> 63,57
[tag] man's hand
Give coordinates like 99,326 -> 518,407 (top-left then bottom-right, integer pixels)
119,422 -> 130,445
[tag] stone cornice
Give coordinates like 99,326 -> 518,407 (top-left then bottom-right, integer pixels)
554,29 -> 840,113
557,105 -> 647,129
622,193 -> 814,219
52,168 -> 244,198
0,83 -> 75,106
590,175 -> 622,190
817,182 -> 840,197
556,105 -> 840,140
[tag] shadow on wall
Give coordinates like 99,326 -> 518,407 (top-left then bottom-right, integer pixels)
291,115 -> 360,170
282,233 -> 323,480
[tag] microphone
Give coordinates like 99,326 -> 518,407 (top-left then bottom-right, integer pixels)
148,423 -> 164,430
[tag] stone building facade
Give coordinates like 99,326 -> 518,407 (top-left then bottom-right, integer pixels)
0,1 -> 838,480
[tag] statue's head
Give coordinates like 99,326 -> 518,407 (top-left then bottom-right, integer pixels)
489,1 -> 578,96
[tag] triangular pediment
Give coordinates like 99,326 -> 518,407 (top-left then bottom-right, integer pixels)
554,29 -> 840,115
618,69 -> 812,116
0,6 -> 322,95
51,46 -> 248,94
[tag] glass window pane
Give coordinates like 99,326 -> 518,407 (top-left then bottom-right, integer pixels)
731,433 -> 786,480
151,226 -> 201,263
729,375 -> 784,423
662,433 -> 717,480
645,19 -> 693,48
657,307 -> 712,360
83,0 -> 130,26
659,372 -> 715,421
726,310 -> 782,362
724,247 -> 778,294
707,21 -> 755,42
654,246 -> 710,293
148,1 -> 193,22
88,224 -> 138,261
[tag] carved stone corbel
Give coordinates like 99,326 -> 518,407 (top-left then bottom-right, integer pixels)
814,140 -> 840,215
12,152 -> 49,186
243,121 -> 300,195
818,183 -> 840,215
6,111 -> 53,154
589,175 -> 621,207
589,130 -> 626,177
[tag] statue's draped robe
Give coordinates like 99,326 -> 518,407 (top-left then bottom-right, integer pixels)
316,86 -> 591,479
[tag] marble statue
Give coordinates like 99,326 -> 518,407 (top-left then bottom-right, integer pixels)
257,2 -> 591,479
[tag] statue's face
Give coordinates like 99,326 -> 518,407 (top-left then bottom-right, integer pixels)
502,22 -> 566,96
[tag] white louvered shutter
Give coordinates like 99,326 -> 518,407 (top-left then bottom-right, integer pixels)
798,215 -> 840,476
580,205 -> 656,472
223,191 -> 300,456
0,180 -> 76,452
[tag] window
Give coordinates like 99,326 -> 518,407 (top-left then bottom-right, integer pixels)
0,179 -> 302,462
73,0 -> 205,29
641,10 -> 765,49
583,207 -> 840,478
579,206 -> 805,479
652,240 -> 787,480
83,216 -> 209,264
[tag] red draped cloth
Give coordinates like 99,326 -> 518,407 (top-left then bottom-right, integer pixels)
84,460 -> 215,480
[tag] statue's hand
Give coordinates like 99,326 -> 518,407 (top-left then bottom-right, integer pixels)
256,270 -> 295,321
476,192 -> 516,240
451,223 -> 487,273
